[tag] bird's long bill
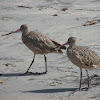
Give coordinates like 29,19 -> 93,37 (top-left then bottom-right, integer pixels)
1,29 -> 20,36
59,43 -> 68,48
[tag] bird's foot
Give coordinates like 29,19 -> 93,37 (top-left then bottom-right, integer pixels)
79,87 -> 89,91
0,74 -> 2,76
23,71 -> 47,75
23,71 -> 29,75
35,71 -> 47,75
42,71 -> 47,74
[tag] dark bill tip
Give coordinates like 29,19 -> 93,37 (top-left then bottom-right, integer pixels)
1,32 -> 12,36
1,29 -> 20,36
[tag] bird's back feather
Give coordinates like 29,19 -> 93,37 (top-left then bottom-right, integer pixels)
22,31 -> 65,54
67,45 -> 100,69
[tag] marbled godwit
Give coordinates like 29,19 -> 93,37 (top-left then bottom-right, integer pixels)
2,24 -> 66,74
59,37 -> 100,90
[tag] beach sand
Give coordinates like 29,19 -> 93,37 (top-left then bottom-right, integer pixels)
0,0 -> 100,100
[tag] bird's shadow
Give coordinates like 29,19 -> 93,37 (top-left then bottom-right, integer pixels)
23,88 -> 78,93
0,72 -> 46,77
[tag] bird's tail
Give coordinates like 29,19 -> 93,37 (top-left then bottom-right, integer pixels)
51,40 -> 66,50
50,47 -> 64,54
57,49 -> 64,54
50,40 -> 66,54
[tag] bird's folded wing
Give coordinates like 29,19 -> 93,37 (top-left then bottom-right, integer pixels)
24,31 -> 61,51
74,46 -> 100,68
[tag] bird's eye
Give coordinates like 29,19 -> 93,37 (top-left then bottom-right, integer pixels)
21,25 -> 24,28
68,38 -> 70,41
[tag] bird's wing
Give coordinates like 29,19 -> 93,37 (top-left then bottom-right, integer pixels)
23,31 -> 63,52
72,46 -> 100,68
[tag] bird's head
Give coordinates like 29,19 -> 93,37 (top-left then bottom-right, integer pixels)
1,24 -> 29,36
58,37 -> 77,48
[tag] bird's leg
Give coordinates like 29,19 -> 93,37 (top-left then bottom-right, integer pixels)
80,69 -> 89,91
85,69 -> 89,90
79,68 -> 82,90
25,54 -> 35,74
44,55 -> 47,74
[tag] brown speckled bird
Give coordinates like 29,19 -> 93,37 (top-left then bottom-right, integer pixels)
2,24 -> 66,74
59,37 -> 100,90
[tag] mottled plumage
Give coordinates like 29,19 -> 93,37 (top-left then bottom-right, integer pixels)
2,24 -> 66,74
22,30 -> 65,55
60,37 -> 100,90
67,44 -> 100,69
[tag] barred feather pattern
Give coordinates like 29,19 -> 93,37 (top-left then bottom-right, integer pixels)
22,31 -> 65,54
67,45 -> 100,69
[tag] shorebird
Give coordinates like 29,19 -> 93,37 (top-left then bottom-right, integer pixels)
2,24 -> 66,74
59,37 -> 100,90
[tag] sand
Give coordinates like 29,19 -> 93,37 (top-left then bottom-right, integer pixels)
0,0 -> 100,100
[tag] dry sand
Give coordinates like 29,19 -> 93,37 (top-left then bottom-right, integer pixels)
0,0 -> 100,100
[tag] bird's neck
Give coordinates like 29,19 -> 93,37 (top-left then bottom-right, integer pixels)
22,29 -> 30,35
69,43 -> 77,48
